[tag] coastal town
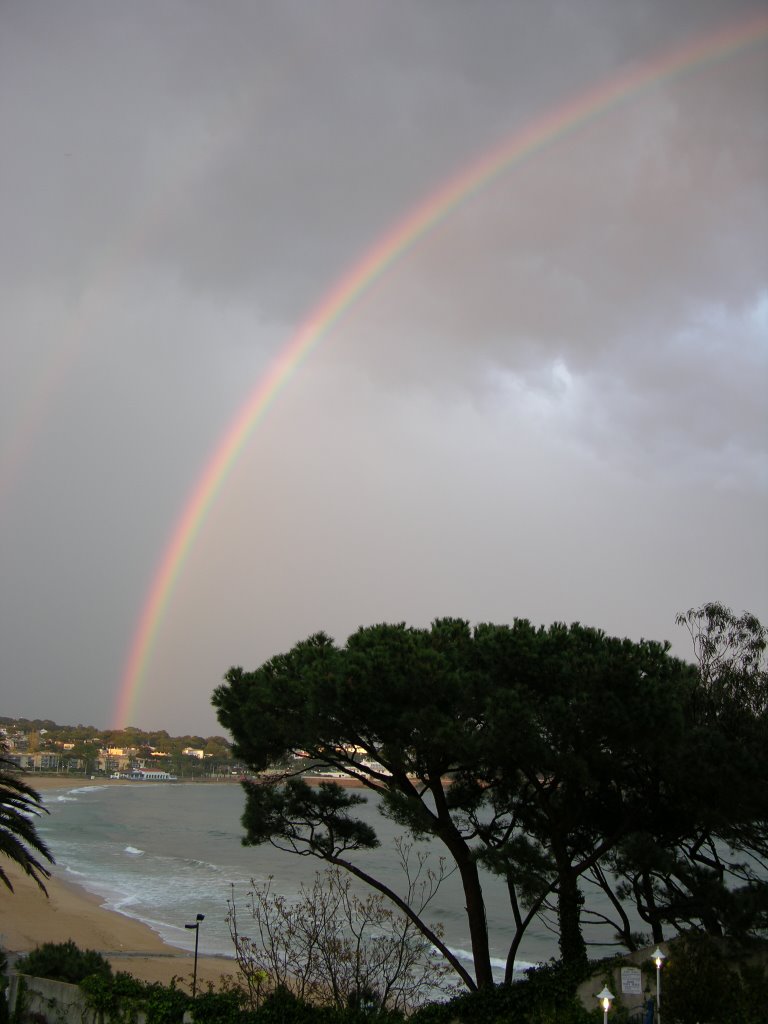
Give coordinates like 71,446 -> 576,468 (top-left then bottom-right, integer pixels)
0,717 -> 237,779
0,717 -> 385,785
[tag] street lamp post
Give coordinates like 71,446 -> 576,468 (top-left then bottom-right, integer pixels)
184,913 -> 205,998
596,986 -> 614,1024
652,947 -> 666,1024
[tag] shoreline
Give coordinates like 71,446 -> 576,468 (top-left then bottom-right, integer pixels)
2,775 -> 241,989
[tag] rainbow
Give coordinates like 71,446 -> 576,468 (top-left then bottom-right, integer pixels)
114,11 -> 768,728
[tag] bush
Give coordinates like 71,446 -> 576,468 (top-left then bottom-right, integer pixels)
663,932 -> 768,1024
80,973 -> 194,1024
228,862 -> 451,1014
79,970 -> 147,1022
15,940 -> 112,984
251,987 -> 405,1023
139,979 -> 191,1024
190,985 -> 258,1024
253,987 -> 317,1023
410,961 -> 596,1024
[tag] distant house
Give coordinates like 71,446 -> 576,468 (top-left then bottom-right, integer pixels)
99,749 -> 134,774
3,751 -> 83,772
182,747 -> 205,759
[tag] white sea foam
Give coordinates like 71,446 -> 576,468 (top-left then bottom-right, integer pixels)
40,783 -> 573,970
112,894 -> 140,910
445,946 -> 534,979
45,786 -> 106,804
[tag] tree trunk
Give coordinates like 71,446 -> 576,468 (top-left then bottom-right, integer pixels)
430,783 -> 494,989
455,850 -> 494,989
639,872 -> 665,943
555,857 -> 587,969
504,879 -> 548,984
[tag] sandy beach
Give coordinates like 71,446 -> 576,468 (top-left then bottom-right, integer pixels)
2,776 -> 241,991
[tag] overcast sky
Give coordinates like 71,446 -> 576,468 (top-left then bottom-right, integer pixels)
2,1 -> 766,737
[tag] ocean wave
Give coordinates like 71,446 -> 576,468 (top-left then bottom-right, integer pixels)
152,853 -> 223,873
98,904 -> 237,959
445,946 -> 534,977
36,783 -> 571,970
46,785 -> 106,803
112,893 -> 140,908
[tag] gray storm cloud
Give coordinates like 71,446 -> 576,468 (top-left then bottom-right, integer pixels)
1,0 -> 766,733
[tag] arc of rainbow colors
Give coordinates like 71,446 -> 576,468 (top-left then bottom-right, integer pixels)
114,11 -> 768,728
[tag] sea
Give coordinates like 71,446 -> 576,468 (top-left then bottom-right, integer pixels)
36,780 -> 623,986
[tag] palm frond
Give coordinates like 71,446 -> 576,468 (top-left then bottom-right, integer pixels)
0,757 -> 55,894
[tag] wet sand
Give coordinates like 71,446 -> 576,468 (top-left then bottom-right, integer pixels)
2,775 -> 241,991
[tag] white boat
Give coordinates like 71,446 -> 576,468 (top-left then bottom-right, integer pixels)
127,769 -> 178,781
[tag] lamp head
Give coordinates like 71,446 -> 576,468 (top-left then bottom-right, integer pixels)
596,986 -> 614,1012
652,947 -> 666,969
196,913 -> 205,922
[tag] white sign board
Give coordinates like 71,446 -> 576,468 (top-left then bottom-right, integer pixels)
621,966 -> 643,994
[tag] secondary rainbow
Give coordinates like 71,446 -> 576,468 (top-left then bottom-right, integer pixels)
114,11 -> 768,728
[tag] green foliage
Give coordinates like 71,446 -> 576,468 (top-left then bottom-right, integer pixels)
606,603 -> 768,945
410,961 -> 596,1023
15,940 -> 112,984
737,961 -> 768,1024
78,971 -> 147,1023
250,987 -> 406,1023
251,987 -> 316,1023
140,979 -> 191,1024
241,779 -> 378,856
663,932 -> 768,1024
0,750 -> 54,893
191,985 -> 258,1024
79,972 -> 195,1024
213,617 -> 698,983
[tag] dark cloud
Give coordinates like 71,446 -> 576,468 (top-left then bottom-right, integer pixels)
1,0 -> 765,733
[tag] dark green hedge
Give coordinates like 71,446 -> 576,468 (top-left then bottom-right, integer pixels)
15,940 -> 112,985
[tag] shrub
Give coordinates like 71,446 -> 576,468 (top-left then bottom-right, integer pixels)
15,940 -> 112,984
140,979 -> 191,1024
191,986 -> 258,1024
228,860 -> 452,1014
79,970 -> 147,1022
252,986 -> 317,1023
663,932 -> 768,1024
410,961 -> 596,1024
